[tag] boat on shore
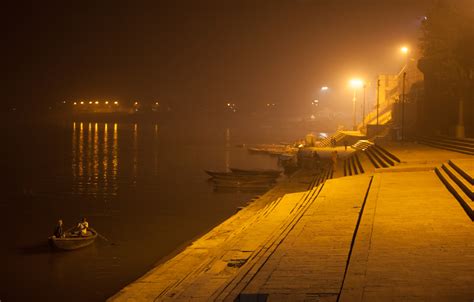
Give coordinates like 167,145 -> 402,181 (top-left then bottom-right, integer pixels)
49,228 -> 98,251
205,170 -> 278,180
229,168 -> 282,177
205,170 -> 233,178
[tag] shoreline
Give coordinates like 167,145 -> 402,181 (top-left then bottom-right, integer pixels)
109,142 -> 474,301
108,169 -> 315,301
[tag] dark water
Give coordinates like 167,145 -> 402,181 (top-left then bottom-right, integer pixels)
0,119 -> 297,302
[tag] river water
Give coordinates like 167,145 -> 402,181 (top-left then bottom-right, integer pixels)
0,119 -> 297,301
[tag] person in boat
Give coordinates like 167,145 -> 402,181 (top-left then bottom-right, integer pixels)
76,217 -> 89,236
53,219 -> 64,238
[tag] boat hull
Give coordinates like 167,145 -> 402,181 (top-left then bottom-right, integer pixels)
49,229 -> 98,251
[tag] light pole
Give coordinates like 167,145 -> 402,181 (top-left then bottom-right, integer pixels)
362,83 -> 367,129
350,79 -> 364,131
376,79 -> 380,125
400,46 -> 409,141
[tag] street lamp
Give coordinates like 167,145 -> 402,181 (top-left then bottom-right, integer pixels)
400,46 -> 409,55
400,46 -> 409,140
362,82 -> 367,129
350,79 -> 364,130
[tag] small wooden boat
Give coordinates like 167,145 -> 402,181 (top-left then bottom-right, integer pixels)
205,170 -> 233,178
230,168 -> 282,177
205,170 -> 278,180
247,147 -> 265,153
49,228 -> 98,251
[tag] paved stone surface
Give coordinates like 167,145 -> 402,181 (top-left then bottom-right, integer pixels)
381,142 -> 472,165
340,171 -> 474,302
232,176 -> 373,301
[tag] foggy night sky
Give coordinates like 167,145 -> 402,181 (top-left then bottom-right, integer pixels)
2,0 -> 432,114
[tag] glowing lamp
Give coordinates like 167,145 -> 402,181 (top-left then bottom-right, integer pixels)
349,79 -> 364,89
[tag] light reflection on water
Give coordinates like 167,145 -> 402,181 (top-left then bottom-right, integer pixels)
71,122 -> 121,200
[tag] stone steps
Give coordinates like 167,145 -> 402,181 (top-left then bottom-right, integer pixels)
443,162 -> 473,200
449,159 -> 474,185
318,131 -> 346,147
373,144 -> 401,163
228,176 -> 374,301
435,160 -> 474,221
308,163 -> 332,189
213,185 -> 324,301
361,143 -> 401,170
344,152 -> 365,176
418,136 -> 474,155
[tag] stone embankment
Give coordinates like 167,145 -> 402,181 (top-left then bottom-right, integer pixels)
110,142 -> 473,301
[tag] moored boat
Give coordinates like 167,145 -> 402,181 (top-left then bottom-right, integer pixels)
229,168 -> 282,177
49,228 -> 98,251
205,170 -> 233,178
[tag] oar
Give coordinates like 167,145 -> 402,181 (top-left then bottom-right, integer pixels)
96,232 -> 117,246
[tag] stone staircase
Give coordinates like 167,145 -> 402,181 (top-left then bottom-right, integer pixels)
343,152 -> 365,176
344,144 -> 401,176
435,159 -> 474,221
308,163 -> 333,189
211,185 -> 324,301
417,135 -> 474,155
351,140 -> 373,151
363,144 -> 401,169
317,131 -> 346,147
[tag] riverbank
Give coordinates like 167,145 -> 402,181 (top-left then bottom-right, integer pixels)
110,142 -> 473,301
108,169 -> 318,300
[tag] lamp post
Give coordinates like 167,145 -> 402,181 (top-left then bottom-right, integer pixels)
362,83 -> 367,129
376,79 -> 380,125
350,79 -> 364,131
400,46 -> 409,141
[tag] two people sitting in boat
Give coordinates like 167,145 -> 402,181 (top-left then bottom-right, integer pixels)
53,217 -> 90,238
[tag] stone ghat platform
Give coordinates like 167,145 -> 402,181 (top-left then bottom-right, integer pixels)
110,144 -> 473,301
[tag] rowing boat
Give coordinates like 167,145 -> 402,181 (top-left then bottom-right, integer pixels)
229,168 -> 282,177
49,228 -> 98,250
